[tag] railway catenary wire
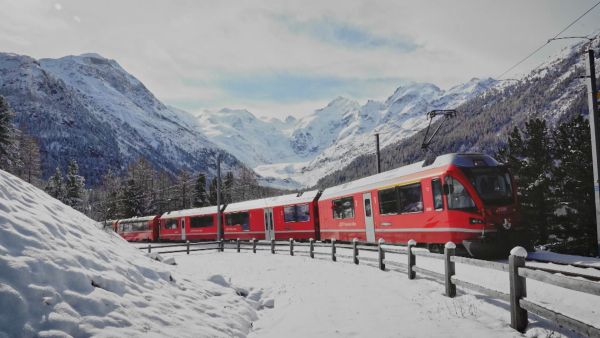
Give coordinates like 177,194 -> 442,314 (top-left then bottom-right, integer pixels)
496,0 -> 600,79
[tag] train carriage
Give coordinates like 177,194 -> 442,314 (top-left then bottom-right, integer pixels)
223,190 -> 321,241
160,206 -> 220,241
318,153 -> 521,256
116,215 -> 160,242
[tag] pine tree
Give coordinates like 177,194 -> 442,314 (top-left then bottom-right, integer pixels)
497,119 -> 553,245
0,96 -> 13,158
176,170 -> 192,209
46,167 -> 65,201
64,159 -> 85,210
18,133 -> 41,184
208,177 -> 219,205
193,173 -> 208,207
101,169 -> 122,221
551,115 -> 596,255
0,96 -> 21,172
223,171 -> 234,204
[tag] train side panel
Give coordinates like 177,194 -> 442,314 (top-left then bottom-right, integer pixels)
272,201 -> 318,240
185,214 -> 219,241
223,209 -> 266,240
318,193 -> 367,241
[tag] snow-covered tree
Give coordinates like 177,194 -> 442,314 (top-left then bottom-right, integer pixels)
193,173 -> 208,207
64,159 -> 86,210
0,96 -> 12,158
46,167 -> 65,201
17,133 -> 41,184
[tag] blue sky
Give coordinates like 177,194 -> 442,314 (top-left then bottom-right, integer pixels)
1,0 -> 600,118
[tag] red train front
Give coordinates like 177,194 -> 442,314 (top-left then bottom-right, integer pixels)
318,153 -> 521,256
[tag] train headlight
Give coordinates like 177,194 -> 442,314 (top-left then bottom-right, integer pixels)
469,218 -> 484,224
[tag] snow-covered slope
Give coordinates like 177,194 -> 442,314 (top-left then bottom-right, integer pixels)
0,52 -> 238,184
0,169 -> 265,337
197,78 -> 496,188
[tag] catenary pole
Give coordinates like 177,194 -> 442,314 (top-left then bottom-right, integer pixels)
585,49 -> 600,256
375,133 -> 381,174
217,154 -> 223,242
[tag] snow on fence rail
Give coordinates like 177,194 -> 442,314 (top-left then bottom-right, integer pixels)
138,238 -> 600,337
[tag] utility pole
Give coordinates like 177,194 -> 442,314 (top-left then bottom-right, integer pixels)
216,154 -> 223,242
585,49 -> 600,256
375,133 -> 381,174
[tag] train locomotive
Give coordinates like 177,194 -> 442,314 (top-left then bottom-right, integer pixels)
112,153 -> 523,257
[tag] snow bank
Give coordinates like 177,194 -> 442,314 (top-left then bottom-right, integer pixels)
0,170 -> 259,337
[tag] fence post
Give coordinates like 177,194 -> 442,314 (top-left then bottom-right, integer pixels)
353,238 -> 359,265
186,240 -> 190,255
252,238 -> 257,254
236,238 -> 240,253
271,239 -> 275,254
509,246 -> 528,333
148,244 -> 151,254
289,238 -> 294,256
219,238 -> 224,252
309,238 -> 314,258
444,241 -> 456,298
378,238 -> 385,270
407,239 -> 416,279
331,238 -> 337,261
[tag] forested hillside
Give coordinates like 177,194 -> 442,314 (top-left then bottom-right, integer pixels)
317,40 -> 595,188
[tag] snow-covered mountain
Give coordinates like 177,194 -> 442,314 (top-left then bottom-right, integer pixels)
196,78 -> 496,188
317,37 -> 600,188
0,52 -> 238,183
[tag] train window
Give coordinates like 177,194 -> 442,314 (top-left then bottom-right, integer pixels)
432,179 -> 444,210
164,219 -> 177,230
378,188 -> 399,214
284,204 -> 311,223
462,167 -> 514,206
446,176 -> 477,212
365,199 -> 372,217
226,212 -> 250,230
397,183 -> 423,213
191,215 -> 213,228
132,221 -> 148,231
332,197 -> 354,219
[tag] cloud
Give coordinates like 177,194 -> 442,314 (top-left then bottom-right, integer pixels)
2,0 -> 600,119
207,72 -> 404,103
54,3 -> 62,11
278,15 -> 419,52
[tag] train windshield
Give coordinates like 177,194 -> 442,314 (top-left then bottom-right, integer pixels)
462,167 -> 514,206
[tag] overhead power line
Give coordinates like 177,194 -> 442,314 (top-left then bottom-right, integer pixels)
497,0 -> 600,79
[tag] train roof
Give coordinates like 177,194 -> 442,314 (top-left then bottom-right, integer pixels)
224,190 -> 320,213
320,153 -> 499,199
117,215 -> 157,223
160,205 -> 219,219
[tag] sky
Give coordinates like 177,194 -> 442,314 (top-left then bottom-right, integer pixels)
1,0 -> 600,119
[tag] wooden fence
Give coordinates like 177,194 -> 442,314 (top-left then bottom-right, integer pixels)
139,239 -> 600,337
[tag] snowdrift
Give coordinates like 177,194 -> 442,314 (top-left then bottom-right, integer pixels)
0,170 -> 258,337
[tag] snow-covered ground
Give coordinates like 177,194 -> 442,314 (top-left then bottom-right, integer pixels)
166,248 -> 591,338
2,168 -> 598,337
0,170 -> 265,337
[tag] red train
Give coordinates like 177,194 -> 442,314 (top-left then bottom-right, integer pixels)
113,153 -> 522,256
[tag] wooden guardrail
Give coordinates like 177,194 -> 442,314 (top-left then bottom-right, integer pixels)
138,238 -> 600,337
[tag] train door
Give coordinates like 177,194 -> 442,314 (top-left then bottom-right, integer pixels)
363,192 -> 375,242
181,218 -> 186,241
264,208 -> 274,240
